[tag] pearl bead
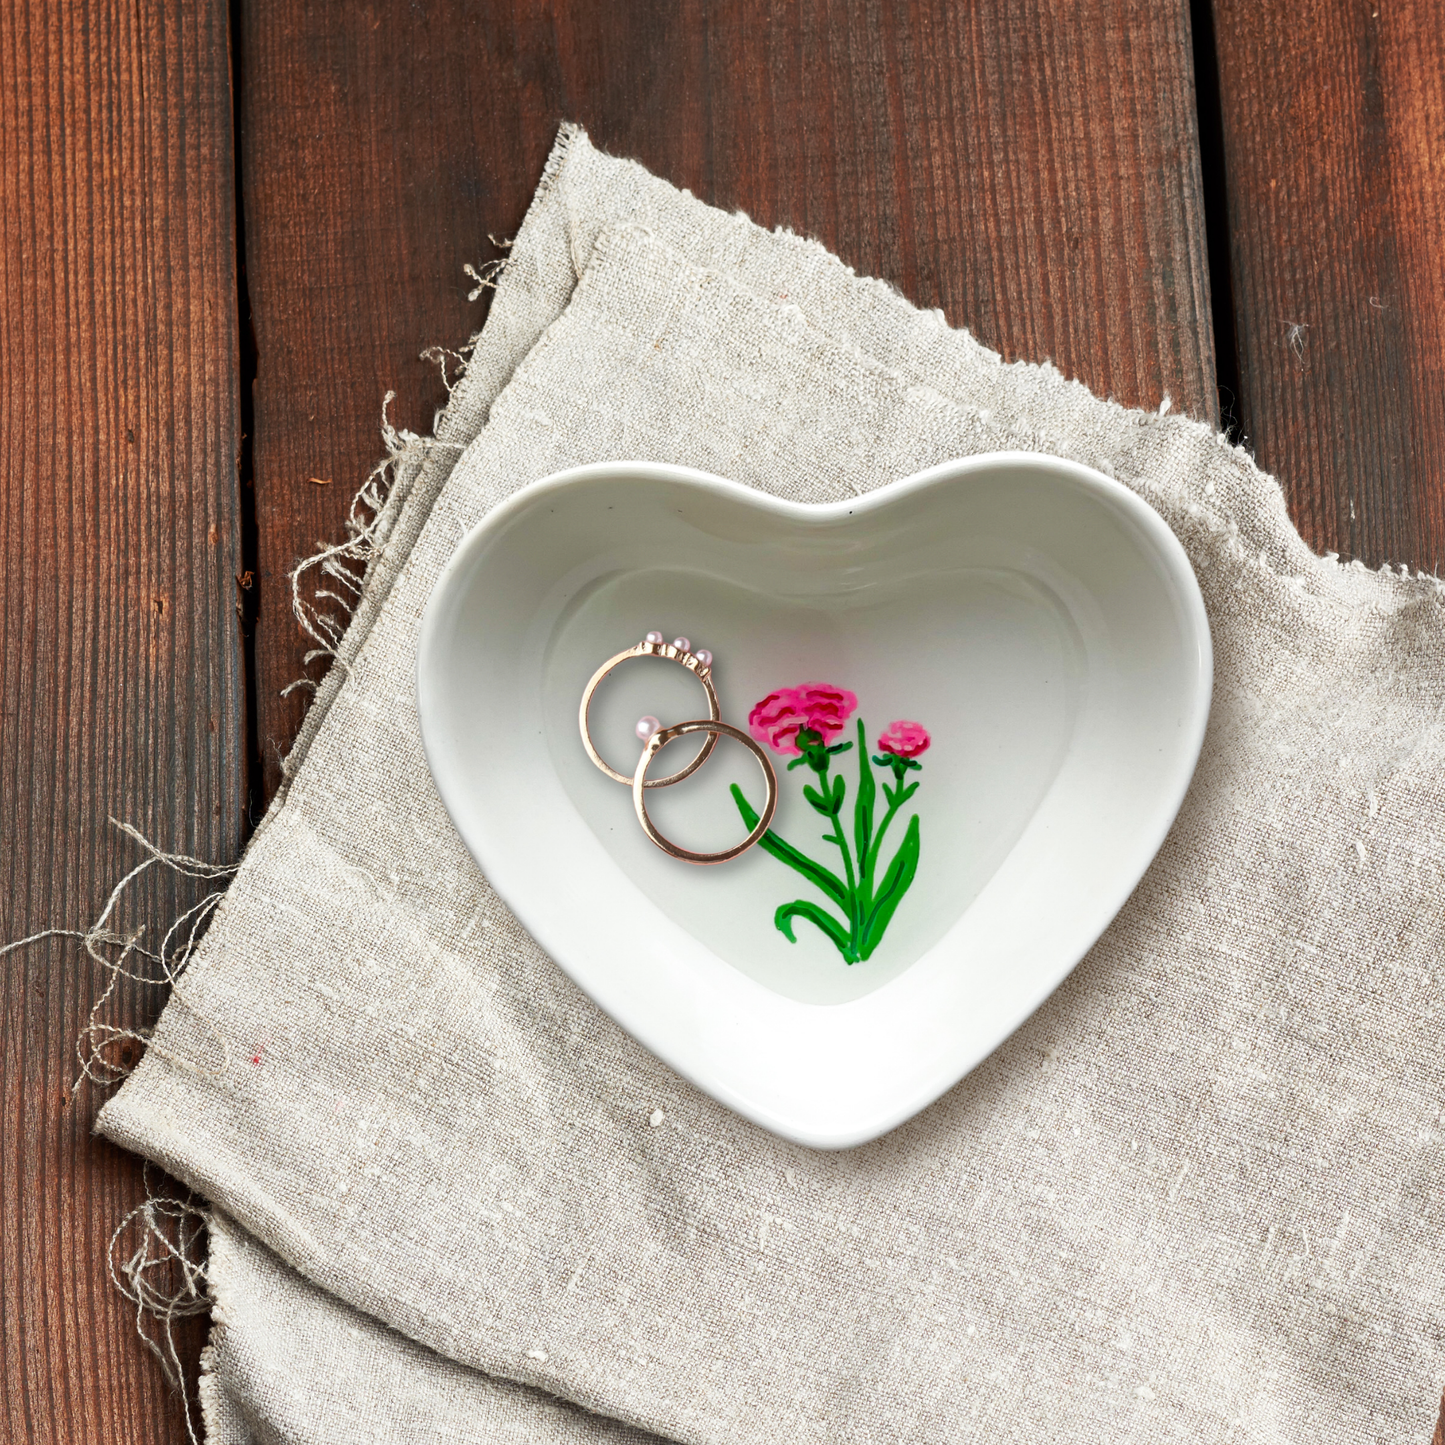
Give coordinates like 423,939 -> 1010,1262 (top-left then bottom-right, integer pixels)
635,715 -> 661,741
644,631 -> 664,645
672,636 -> 690,652
695,648 -> 712,667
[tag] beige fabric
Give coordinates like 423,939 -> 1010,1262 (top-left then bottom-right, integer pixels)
198,1212 -> 658,1444
104,127 -> 1445,1445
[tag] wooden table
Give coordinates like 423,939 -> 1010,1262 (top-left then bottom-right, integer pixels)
2,1 -> 1442,1437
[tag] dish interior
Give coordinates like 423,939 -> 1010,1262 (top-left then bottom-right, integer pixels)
544,566 -> 1082,1003
430,462 -> 1198,1008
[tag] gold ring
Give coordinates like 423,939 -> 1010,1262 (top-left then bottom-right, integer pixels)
579,636 -> 720,788
633,720 -> 778,864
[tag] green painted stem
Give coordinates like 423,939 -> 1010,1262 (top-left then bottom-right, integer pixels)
732,716 -> 923,966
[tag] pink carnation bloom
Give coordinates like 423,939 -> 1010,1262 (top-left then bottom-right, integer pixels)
876,720 -> 930,760
749,683 -> 859,755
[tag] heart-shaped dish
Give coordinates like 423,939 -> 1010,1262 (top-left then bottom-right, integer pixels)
417,455 -> 1211,1148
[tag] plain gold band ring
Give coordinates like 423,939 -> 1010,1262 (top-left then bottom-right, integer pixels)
579,639 -> 721,788
633,720 -> 778,865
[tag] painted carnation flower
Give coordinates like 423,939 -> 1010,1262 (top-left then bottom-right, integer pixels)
748,683 -> 859,755
875,719 -> 931,760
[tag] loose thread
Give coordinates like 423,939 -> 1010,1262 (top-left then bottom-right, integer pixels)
1283,319 -> 1310,369
0,819 -> 236,1090
282,271 -> 501,716
464,237 -> 512,301
419,341 -> 478,398
109,1164 -> 211,1445
2,822 -> 236,1437
281,387 -> 467,707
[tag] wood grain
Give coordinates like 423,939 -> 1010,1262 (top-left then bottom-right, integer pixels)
0,0 -> 243,1440
8,0 -> 1442,1434
239,0 -> 1217,802
1209,0 -> 1445,569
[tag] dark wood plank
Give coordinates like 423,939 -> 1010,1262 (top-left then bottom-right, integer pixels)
240,0 -> 1216,803
0,0 -> 243,1439
1209,0 -> 1445,569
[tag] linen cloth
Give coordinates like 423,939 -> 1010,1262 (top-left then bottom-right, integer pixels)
103,126 -> 1445,1444
198,1211 -> 655,1444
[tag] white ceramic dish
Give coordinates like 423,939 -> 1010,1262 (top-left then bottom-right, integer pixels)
417,455 -> 1212,1148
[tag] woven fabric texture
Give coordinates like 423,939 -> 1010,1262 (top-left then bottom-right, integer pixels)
103,127 -> 1445,1445
199,1211 -> 658,1444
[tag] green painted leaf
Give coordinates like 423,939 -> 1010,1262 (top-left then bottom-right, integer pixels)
731,785 -> 849,907
802,782 -> 829,813
775,900 -> 857,963
860,813 -> 920,960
